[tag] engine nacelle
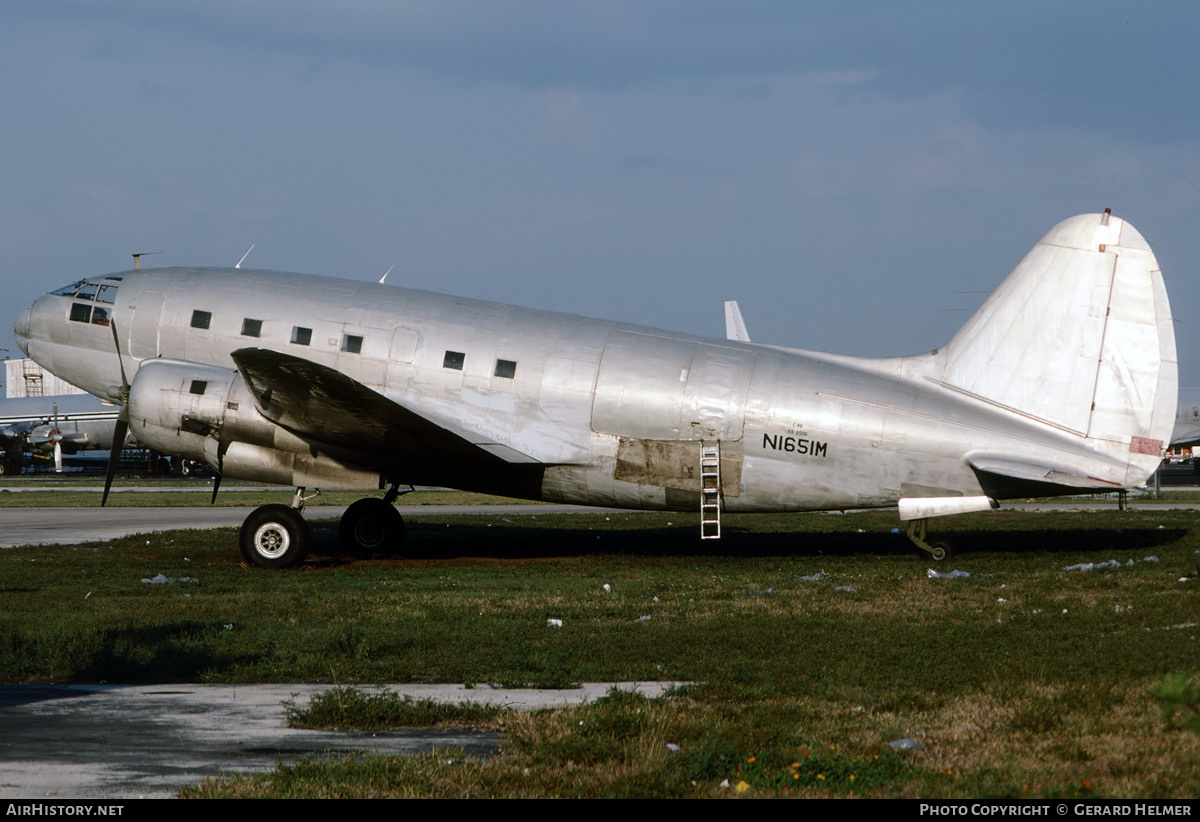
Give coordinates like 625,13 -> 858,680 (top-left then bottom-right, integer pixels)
128,359 -> 381,489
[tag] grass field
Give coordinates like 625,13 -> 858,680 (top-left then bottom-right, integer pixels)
1,495 -> 1197,798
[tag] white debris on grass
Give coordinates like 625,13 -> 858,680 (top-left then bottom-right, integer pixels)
1064,556 -> 1161,572
797,570 -> 827,582
141,573 -> 198,585
546,618 -> 563,628
927,568 -> 971,579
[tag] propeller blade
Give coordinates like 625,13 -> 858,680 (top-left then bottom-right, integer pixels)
53,441 -> 62,473
102,313 -> 132,507
101,416 -> 128,507
109,318 -> 130,393
210,474 -> 222,505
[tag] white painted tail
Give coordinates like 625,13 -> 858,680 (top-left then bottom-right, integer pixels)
938,212 -> 1176,485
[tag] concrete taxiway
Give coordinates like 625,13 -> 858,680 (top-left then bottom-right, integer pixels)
0,681 -> 681,799
0,503 -> 611,548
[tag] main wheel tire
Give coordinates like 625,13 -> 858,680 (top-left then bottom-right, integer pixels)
339,498 -> 405,558
240,504 -> 310,568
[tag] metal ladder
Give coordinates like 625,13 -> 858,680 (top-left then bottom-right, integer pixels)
700,442 -> 721,539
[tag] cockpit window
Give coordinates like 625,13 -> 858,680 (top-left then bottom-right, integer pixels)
62,278 -> 120,325
51,280 -> 87,296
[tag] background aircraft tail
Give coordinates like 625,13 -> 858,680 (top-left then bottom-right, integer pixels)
937,211 -> 1177,486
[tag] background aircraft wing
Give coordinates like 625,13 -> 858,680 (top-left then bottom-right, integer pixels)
231,348 -> 542,465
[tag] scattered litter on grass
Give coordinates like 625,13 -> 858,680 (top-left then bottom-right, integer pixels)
666,743 -> 680,752
927,569 -> 970,579
1064,556 -> 1161,572
636,615 -> 652,622
141,573 -> 198,585
1063,560 -> 1121,572
747,587 -> 773,596
603,583 -> 611,593
797,571 -> 827,582
546,618 -> 563,628
888,737 -> 924,751
835,585 -> 857,593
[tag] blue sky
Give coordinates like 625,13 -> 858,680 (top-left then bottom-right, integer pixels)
3,1 -> 1199,386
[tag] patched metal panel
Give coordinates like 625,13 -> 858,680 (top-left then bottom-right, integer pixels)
591,331 -> 696,439
592,332 -> 755,441
683,343 -> 756,441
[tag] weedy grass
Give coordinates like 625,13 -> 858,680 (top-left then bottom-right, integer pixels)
284,686 -> 503,729
3,505 -> 1199,797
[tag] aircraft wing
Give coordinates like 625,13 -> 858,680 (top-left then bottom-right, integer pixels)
230,348 -> 542,465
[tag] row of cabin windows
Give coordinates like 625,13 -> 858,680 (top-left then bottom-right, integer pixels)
188,311 -> 516,379
444,350 -> 518,379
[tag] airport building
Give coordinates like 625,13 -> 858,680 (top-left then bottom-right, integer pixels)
4,358 -> 88,399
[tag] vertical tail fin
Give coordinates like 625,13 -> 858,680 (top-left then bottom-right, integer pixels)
939,212 -> 1176,485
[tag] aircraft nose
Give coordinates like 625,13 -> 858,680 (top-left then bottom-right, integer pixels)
14,305 -> 32,355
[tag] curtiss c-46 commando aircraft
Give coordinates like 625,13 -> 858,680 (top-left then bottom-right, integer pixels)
13,211 -> 1176,567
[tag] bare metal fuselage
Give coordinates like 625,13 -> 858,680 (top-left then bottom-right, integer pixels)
16,218 -> 1170,518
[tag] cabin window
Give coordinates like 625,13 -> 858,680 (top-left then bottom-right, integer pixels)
90,307 -> 110,326
189,380 -> 208,395
443,350 -> 465,370
241,318 -> 263,337
494,359 -> 517,379
76,284 -> 98,301
190,310 -> 212,330
291,326 -> 312,346
95,284 -> 118,304
69,303 -> 92,323
341,334 -> 363,354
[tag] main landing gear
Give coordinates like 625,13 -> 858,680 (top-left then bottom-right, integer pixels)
238,485 -> 408,568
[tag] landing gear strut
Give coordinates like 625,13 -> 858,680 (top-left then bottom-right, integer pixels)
904,518 -> 954,561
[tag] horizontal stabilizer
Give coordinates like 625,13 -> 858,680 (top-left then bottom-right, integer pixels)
231,348 -> 541,465
966,454 -> 1127,500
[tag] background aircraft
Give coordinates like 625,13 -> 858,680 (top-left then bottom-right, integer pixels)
0,394 -> 122,474
13,212 -> 1176,567
1172,389 -> 1200,451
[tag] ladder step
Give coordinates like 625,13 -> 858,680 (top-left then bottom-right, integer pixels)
700,441 -> 722,539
